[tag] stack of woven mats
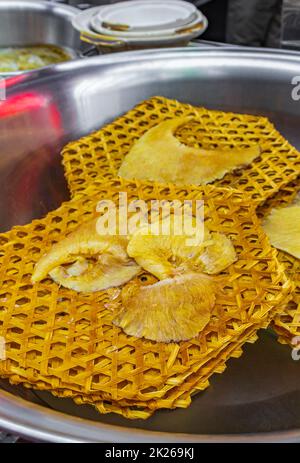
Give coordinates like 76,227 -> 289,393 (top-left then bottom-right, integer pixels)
0,96 -> 299,419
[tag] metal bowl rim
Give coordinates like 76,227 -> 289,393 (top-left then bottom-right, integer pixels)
0,0 -> 79,15
5,44 -> 300,83
1,388 -> 300,443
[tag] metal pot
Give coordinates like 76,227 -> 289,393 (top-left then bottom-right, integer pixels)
1,47 -> 300,442
0,0 -> 83,76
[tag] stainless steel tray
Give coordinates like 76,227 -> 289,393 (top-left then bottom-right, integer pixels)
1,47 -> 300,442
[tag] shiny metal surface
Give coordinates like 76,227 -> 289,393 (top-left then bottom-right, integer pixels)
0,1 -> 82,76
1,47 -> 300,442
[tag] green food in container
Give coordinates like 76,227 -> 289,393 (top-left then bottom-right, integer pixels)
0,44 -> 72,72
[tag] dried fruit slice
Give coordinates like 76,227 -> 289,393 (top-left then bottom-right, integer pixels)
199,232 -> 238,274
32,218 -> 140,292
112,273 -> 217,343
263,204 -> 300,259
127,215 -> 237,279
118,117 -> 261,185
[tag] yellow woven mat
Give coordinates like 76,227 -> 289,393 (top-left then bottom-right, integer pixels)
257,176 -> 300,347
62,96 -> 300,204
72,324 -> 261,418
11,323 -> 260,419
0,180 -> 292,418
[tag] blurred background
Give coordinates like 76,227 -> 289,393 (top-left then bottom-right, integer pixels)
55,0 -> 300,50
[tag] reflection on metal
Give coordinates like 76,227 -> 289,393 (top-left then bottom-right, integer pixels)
0,89 -> 67,231
0,77 -> 5,101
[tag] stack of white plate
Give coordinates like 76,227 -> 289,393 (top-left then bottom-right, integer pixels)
72,0 -> 208,52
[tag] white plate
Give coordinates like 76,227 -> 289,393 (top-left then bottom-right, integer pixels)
94,17 -> 208,46
93,0 -> 197,31
72,5 -> 208,47
90,6 -> 204,38
72,6 -> 106,37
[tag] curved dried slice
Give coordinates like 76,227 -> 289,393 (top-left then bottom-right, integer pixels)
112,273 -> 217,343
118,117 -> 261,185
199,232 -> 237,274
127,215 -> 237,280
48,255 -> 140,293
263,204 -> 300,259
32,218 -> 140,292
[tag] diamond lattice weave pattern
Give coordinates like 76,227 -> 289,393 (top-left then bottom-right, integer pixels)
62,97 -> 300,203
0,179 -> 292,418
257,176 -> 300,347
71,325 -> 261,418
14,325 -> 260,418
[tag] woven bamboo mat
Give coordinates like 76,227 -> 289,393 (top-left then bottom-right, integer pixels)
0,180 -> 291,418
257,176 -> 300,347
62,96 -> 300,204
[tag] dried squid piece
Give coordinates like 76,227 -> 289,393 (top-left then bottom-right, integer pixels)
118,117 -> 261,185
262,204 -> 300,259
112,273 -> 217,343
127,214 -> 237,280
32,218 -> 140,292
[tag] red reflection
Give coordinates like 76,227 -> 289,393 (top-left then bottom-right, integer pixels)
0,89 -> 65,228
1,74 -> 27,88
0,91 -> 61,131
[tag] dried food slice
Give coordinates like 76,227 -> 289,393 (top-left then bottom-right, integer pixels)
262,204 -> 300,260
112,272 -> 217,343
32,217 -> 140,292
127,214 -> 237,279
118,117 -> 261,185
